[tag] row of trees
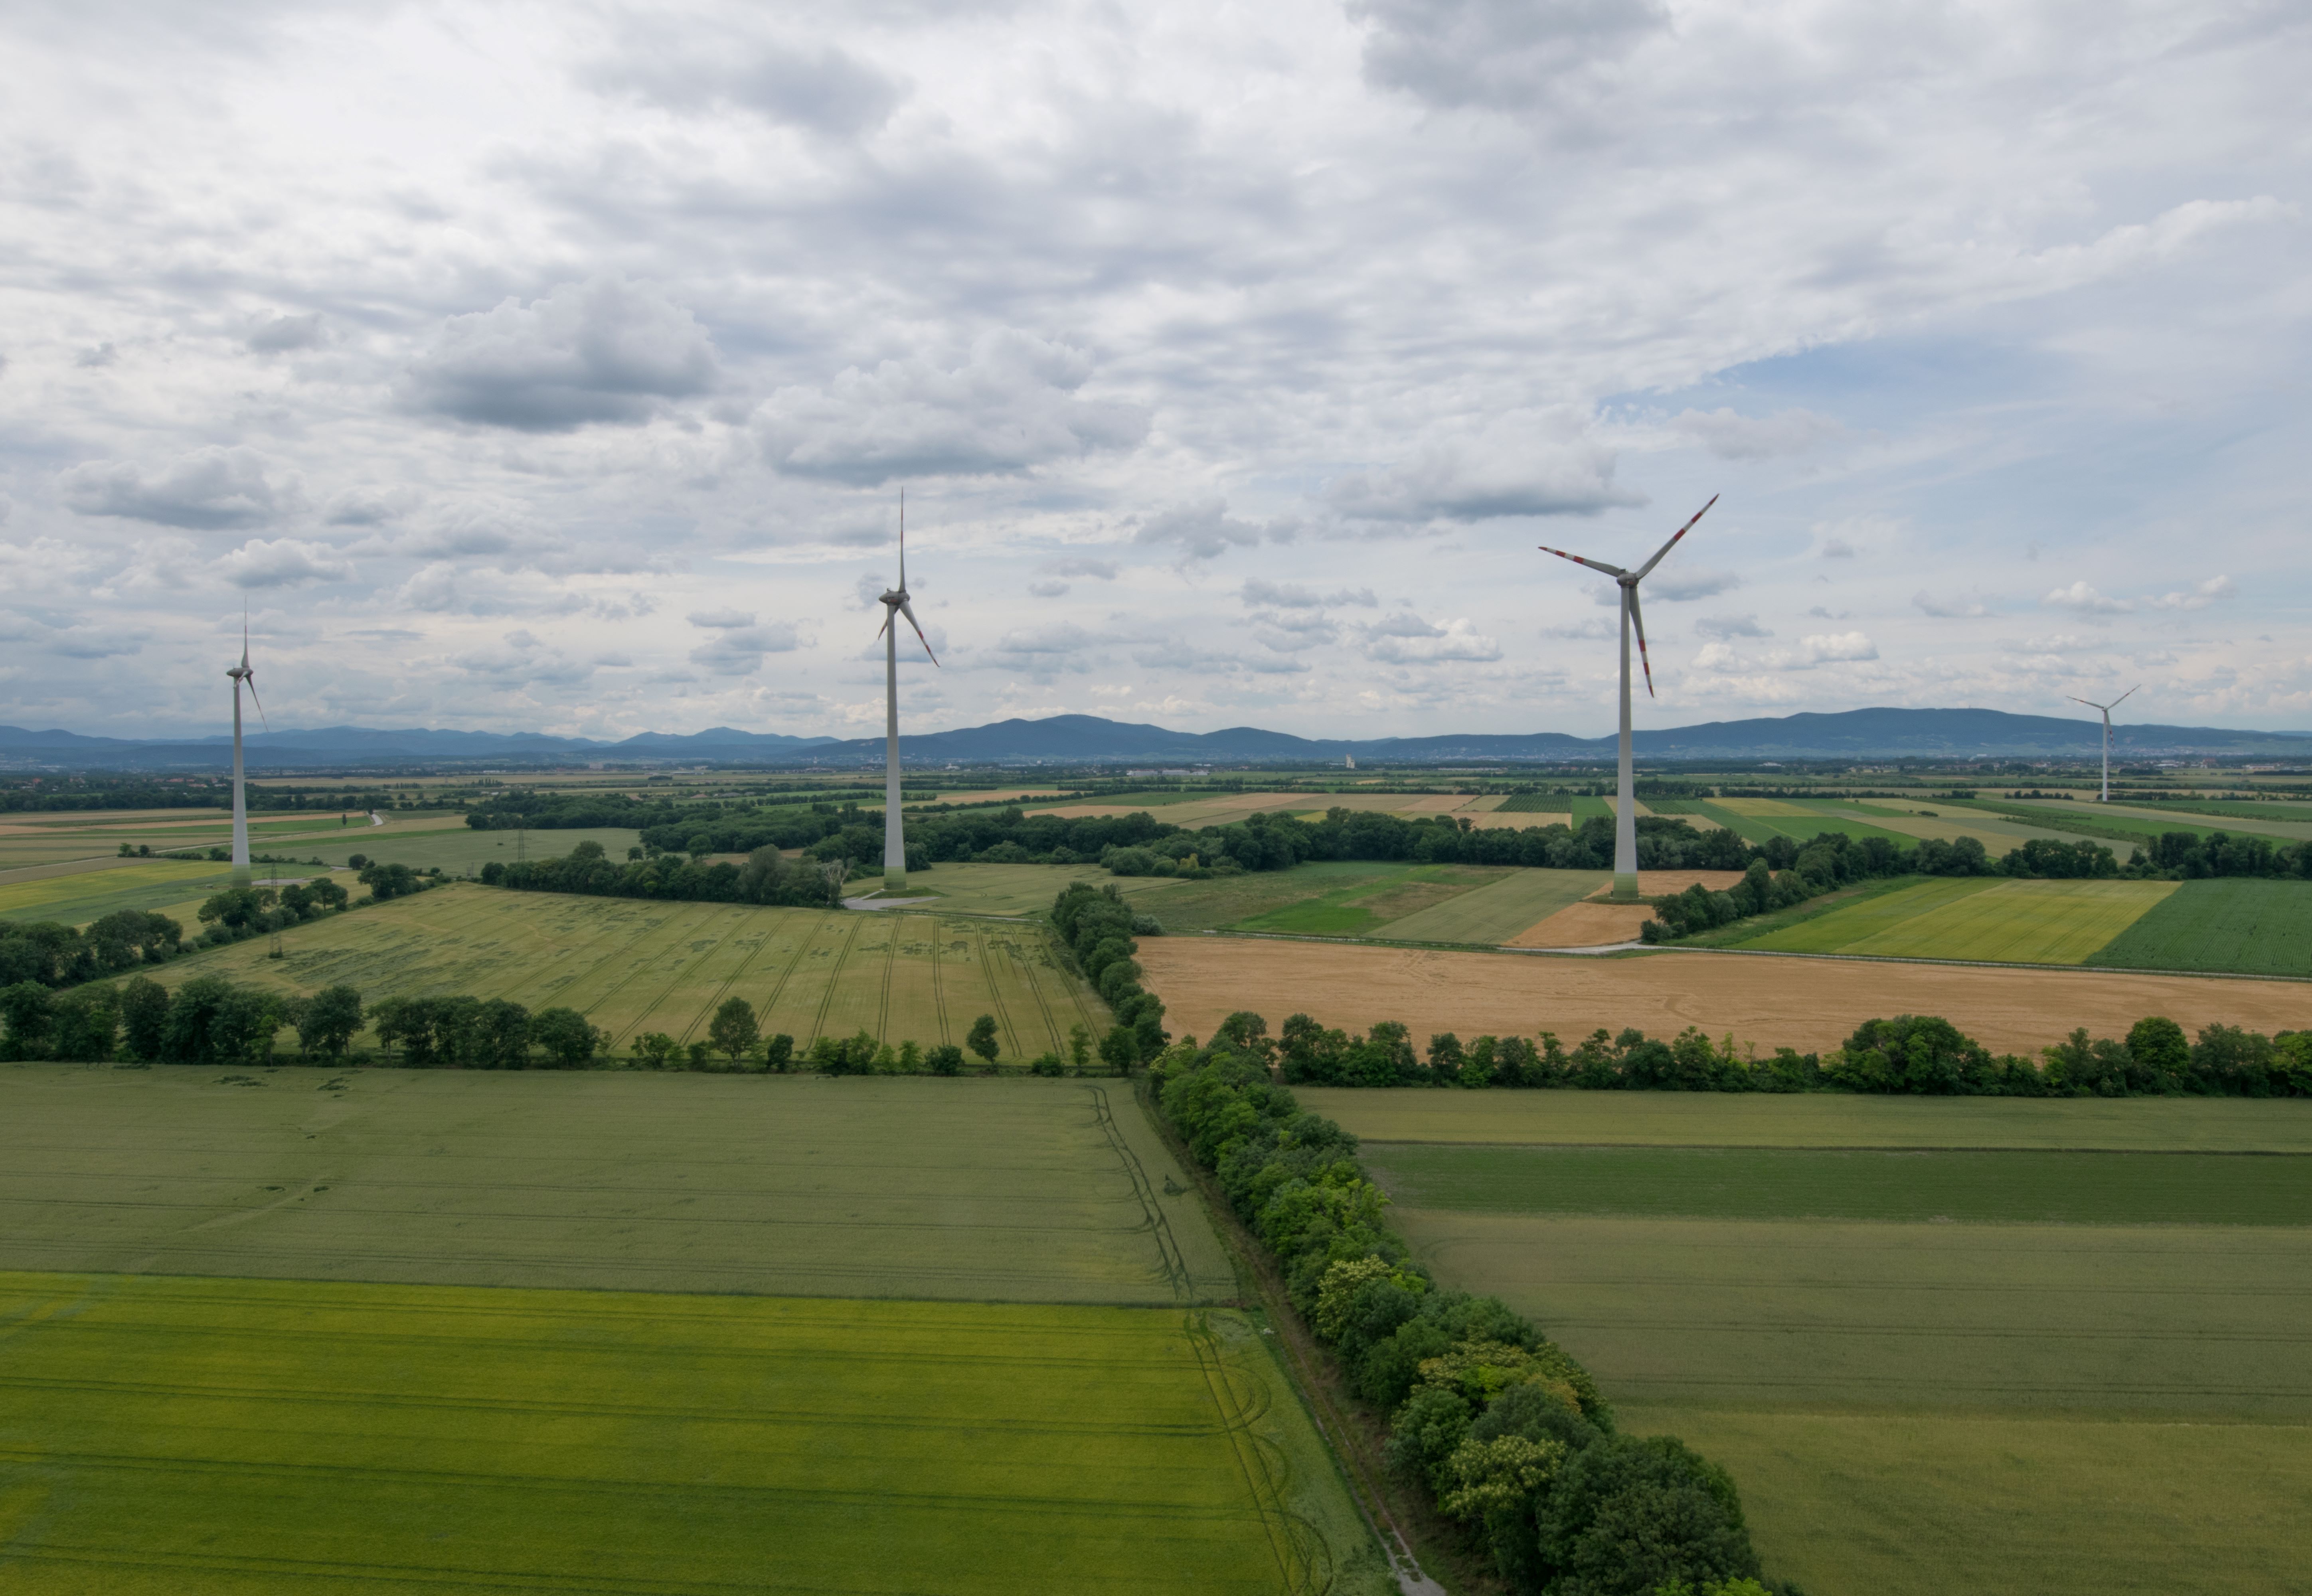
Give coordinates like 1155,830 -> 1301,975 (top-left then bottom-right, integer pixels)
1049,882 -> 1170,1066
1155,1025 -> 1782,1596
483,840 -> 847,907
194,877 -> 350,943
0,909 -> 183,988
1254,1008 -> 2312,1098
0,974 -> 366,1065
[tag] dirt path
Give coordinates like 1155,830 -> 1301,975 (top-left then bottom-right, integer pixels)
1138,937 -> 2312,1055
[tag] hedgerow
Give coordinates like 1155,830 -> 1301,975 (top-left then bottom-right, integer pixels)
1150,1020 -> 1797,1596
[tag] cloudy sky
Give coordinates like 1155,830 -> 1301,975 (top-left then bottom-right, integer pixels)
2,0 -> 2305,742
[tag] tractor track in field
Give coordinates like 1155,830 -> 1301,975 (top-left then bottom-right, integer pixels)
1184,1310 -> 1334,1596
674,917 -> 786,1047
927,916 -> 951,1045
806,914 -> 868,1044
1088,1084 -> 1194,1304
616,908 -> 757,1050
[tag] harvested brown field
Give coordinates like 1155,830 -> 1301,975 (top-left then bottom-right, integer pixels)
1607,869 -> 1749,898
1137,939 -> 2312,1055
1508,901 -> 1651,947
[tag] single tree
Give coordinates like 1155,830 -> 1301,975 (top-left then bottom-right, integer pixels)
965,1014 -> 1000,1067
119,976 -> 170,1061
709,997 -> 760,1064
532,1006 -> 600,1068
0,981 -> 56,1061
1099,1024 -> 1140,1076
1066,1023 -> 1091,1077
294,984 -> 365,1061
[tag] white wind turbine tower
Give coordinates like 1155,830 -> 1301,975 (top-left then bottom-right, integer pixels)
2067,685 -> 2138,802
875,492 -> 939,893
225,612 -> 269,888
1540,496 -> 1718,902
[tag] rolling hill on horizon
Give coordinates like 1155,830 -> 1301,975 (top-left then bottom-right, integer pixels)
4,707 -> 2308,770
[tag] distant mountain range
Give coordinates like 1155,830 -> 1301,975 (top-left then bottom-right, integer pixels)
5,707 -> 2309,770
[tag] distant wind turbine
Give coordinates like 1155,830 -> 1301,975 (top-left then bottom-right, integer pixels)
1540,495 -> 1718,902
875,491 -> 938,892
2067,685 -> 2138,802
225,611 -> 269,888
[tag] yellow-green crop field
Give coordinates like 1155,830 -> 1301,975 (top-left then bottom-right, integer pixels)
0,808 -> 410,868
0,1068 -> 1235,1303
1338,1087 -> 2312,1596
0,858 -> 233,926
1735,876 -> 2179,963
0,1272 -> 1375,1595
0,1068 -> 1390,1590
162,884 -> 1112,1059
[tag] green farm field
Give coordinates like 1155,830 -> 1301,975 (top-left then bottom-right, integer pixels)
160,884 -> 1111,1059
1339,1087 -> 2312,1596
1133,859 -> 1613,944
1364,1143 -> 2312,1225
1376,867 -> 1611,943
867,859 -> 1181,916
0,1271 -> 1383,1595
2088,877 -> 2312,976
1300,1086 -> 2312,1151
0,1067 -> 1233,1303
0,809 -> 406,868
302,822 -> 633,873
0,858 -> 234,926
1733,876 -> 2176,963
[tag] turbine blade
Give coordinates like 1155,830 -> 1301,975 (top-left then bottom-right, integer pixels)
1634,494 -> 1718,580
876,606 -> 892,640
2113,684 -> 2139,709
245,678 -> 270,734
1628,588 -> 1655,698
2065,696 -> 2097,709
899,597 -> 939,666
1538,545 -> 1628,578
898,487 -> 907,591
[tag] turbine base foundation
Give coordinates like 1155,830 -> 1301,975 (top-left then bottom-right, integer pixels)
1609,871 -> 1640,903
883,867 -> 906,894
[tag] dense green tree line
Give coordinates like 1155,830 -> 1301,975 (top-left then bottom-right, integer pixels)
0,974 -> 366,1065
1264,1007 -> 2312,1098
1154,1028 -> 1786,1595
1049,882 -> 1171,1066
0,777 -> 234,812
484,840 -> 847,907
0,911 -> 184,988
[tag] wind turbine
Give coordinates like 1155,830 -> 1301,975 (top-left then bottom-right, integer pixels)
225,611 -> 269,888
2067,685 -> 2138,802
875,491 -> 938,893
1539,495 -> 1717,902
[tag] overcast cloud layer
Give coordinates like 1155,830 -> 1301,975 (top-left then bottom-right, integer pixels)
2,0 -> 2306,741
